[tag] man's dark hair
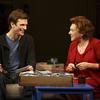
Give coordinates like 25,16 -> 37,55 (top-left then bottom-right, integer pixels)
8,9 -> 28,29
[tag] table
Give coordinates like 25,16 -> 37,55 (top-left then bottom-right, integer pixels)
32,84 -> 93,100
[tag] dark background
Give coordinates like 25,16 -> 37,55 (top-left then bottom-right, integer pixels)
0,0 -> 99,63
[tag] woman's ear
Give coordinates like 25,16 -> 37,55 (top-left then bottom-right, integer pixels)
80,33 -> 84,37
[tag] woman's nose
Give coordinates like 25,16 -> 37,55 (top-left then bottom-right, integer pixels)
68,31 -> 71,35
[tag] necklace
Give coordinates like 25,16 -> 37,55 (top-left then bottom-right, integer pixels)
77,40 -> 89,54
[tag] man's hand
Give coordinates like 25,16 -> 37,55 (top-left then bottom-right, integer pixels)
0,64 -> 3,73
26,65 -> 33,71
16,65 -> 34,74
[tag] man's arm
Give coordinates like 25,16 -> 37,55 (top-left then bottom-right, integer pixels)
27,35 -> 36,71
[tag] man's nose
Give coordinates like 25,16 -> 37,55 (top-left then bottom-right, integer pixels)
23,26 -> 27,30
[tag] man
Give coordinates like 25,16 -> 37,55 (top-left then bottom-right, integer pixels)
0,9 -> 36,100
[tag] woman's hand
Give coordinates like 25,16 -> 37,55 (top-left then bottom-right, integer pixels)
76,62 -> 89,70
66,63 -> 76,72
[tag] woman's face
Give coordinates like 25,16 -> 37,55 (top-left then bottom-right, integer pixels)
68,24 -> 82,41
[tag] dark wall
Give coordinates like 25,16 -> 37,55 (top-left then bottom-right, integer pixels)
31,0 -> 96,63
0,0 -> 96,63
96,0 -> 100,38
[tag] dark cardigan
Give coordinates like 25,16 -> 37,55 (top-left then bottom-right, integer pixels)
0,34 -> 36,72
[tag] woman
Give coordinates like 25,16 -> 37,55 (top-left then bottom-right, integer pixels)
65,16 -> 100,100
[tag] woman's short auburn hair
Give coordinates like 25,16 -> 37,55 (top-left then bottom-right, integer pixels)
70,16 -> 95,40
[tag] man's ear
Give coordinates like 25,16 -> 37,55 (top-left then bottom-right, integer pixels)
11,22 -> 15,28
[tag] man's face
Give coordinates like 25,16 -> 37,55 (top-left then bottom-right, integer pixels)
68,24 -> 82,41
11,19 -> 28,36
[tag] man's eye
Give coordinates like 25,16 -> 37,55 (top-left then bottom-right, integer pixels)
20,24 -> 24,26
